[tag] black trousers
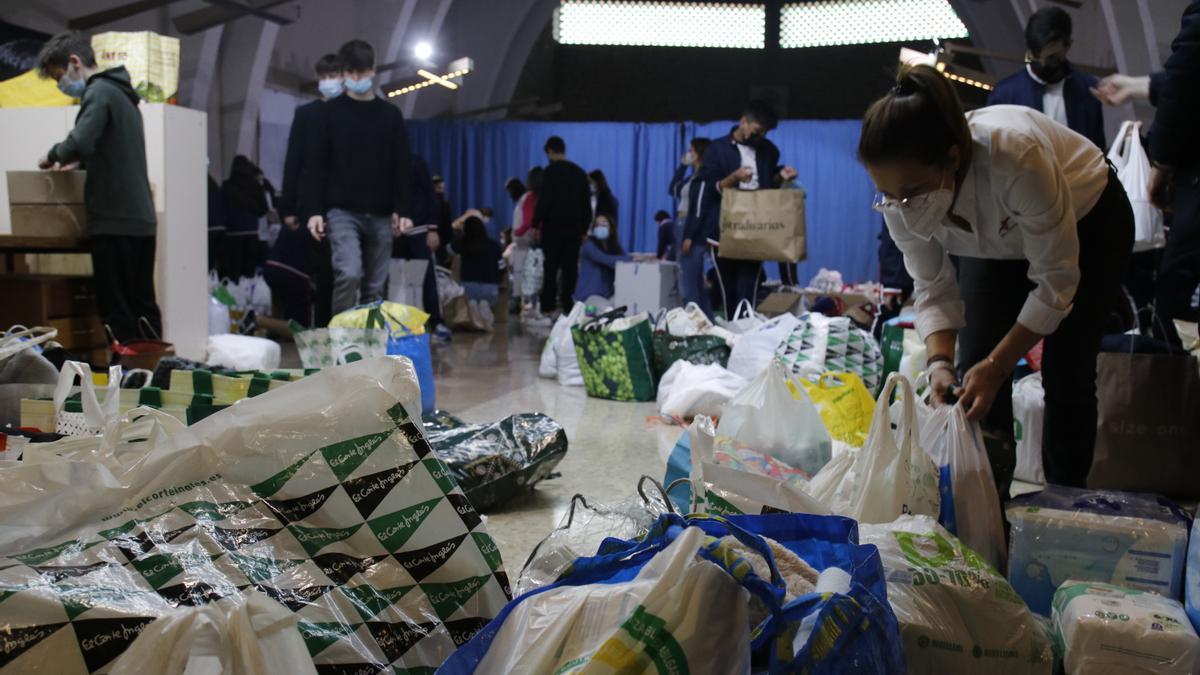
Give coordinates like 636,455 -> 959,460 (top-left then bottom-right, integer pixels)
956,169 -> 1133,495
90,235 -> 163,343
777,261 -> 800,286
714,253 -> 761,319
1155,168 -> 1200,344
540,235 -> 582,314
309,235 -> 334,327
262,266 -> 313,327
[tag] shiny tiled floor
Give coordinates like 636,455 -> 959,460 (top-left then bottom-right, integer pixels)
429,322 -> 682,579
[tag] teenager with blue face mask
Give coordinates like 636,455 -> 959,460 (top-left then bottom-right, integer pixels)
574,214 -> 632,303
277,53 -> 342,326
859,65 -> 1134,498
300,39 -> 414,314
35,31 -> 161,344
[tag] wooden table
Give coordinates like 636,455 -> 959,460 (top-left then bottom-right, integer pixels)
0,235 -> 88,271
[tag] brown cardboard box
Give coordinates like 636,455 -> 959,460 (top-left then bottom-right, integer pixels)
757,292 -> 805,317
47,314 -> 106,350
7,170 -> 86,204
9,204 -> 87,238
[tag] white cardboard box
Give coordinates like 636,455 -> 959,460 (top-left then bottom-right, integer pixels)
612,260 -> 681,316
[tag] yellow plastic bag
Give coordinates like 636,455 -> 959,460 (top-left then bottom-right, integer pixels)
798,372 -> 875,447
0,69 -> 75,108
328,302 -> 428,335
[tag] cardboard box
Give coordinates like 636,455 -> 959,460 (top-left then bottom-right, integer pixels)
10,204 -> 87,238
47,314 -> 106,350
7,170 -> 86,204
613,261 -> 681,315
757,291 -> 805,317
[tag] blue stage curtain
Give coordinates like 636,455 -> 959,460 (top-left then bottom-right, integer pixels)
406,119 -> 881,282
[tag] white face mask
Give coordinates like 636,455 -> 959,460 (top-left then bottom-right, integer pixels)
873,172 -> 955,241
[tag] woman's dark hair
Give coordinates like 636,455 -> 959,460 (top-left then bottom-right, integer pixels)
1026,7 -> 1072,54
690,137 -> 711,163
460,216 -> 493,262
655,210 -> 671,222
338,39 -> 374,72
588,169 -> 610,194
858,65 -> 971,168
1,39 -> 43,81
505,177 -> 525,201
315,53 -> 342,77
526,166 -> 544,192
591,213 -> 624,255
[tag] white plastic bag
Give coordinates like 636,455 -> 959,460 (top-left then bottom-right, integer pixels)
920,405 -> 1007,571
716,359 -> 832,476
206,333 -> 282,371
1108,121 -> 1166,252
717,299 -> 765,334
860,516 -> 1053,675
1053,580 -> 1200,675
208,295 -> 231,336
539,302 -> 586,385
808,373 -> 941,523
472,526 -> 751,674
52,361 -> 121,436
726,313 -> 800,379
249,272 -> 272,316
1012,372 -> 1045,484
656,360 -> 747,419
663,302 -> 712,337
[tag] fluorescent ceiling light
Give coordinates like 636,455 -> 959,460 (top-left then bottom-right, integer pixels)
781,0 -> 968,48
417,68 -> 458,90
414,41 -> 433,61
554,1 -> 766,49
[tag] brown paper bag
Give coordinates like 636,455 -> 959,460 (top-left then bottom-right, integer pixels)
718,188 -> 807,262
1087,351 -> 1200,499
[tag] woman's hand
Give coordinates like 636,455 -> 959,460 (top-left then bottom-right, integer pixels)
959,357 -> 1005,422
928,363 -> 959,406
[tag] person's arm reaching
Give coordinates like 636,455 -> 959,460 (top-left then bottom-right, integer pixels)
392,110 -> 414,236
279,105 -> 306,223
300,105 -> 331,240
45,87 -> 109,166
581,240 -> 631,270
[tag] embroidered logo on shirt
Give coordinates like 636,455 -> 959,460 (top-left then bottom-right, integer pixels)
998,217 -> 1015,237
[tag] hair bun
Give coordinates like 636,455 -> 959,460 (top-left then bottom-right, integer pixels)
892,72 -> 920,97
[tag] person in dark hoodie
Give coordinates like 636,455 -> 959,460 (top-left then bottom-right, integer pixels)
36,31 -> 161,343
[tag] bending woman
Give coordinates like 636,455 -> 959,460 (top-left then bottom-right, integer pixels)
858,65 -> 1133,494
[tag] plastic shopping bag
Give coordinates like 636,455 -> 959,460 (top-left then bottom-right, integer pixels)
920,405 -> 1007,571
1108,121 -> 1166,252
0,357 -> 510,673
726,313 -> 799,379
799,372 -> 875,447
808,373 -> 941,523
520,248 -> 543,299
1012,372 -> 1045,484
52,360 -> 121,436
206,334 -> 282,371
543,302 -> 587,386
656,360 -> 746,419
442,525 -> 754,674
717,298 -> 766,334
717,359 -> 832,476
861,516 -> 1053,675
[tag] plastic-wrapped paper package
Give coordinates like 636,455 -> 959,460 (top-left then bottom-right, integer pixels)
1006,485 -> 1191,616
860,516 -> 1053,675
1012,373 -> 1045,484
1053,580 -> 1200,675
420,412 -> 568,511
0,357 -> 510,673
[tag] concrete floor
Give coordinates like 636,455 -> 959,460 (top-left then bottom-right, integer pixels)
425,322 -> 681,580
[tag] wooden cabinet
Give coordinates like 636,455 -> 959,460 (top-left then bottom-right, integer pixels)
0,274 -> 107,362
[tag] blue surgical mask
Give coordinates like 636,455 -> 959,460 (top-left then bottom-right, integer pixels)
58,68 -> 85,98
344,76 -> 373,95
318,78 -> 344,98
592,226 -> 610,240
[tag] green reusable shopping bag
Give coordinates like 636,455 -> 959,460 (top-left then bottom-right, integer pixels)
651,332 -> 731,375
572,315 -> 657,402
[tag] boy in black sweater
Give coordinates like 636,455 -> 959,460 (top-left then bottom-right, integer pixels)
301,40 -> 412,314
37,32 -> 161,342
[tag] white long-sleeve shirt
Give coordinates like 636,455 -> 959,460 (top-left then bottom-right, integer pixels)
885,105 -> 1109,339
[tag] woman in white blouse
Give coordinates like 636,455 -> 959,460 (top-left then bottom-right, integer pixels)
858,65 -> 1133,494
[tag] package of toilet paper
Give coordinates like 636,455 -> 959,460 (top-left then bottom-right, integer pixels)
1052,580 -> 1200,675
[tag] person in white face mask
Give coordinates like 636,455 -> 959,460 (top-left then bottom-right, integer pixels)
859,65 -> 1134,499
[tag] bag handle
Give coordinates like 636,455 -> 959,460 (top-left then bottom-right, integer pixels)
637,475 -> 676,514
732,299 -> 756,322
1107,120 -> 1136,165
53,361 -> 122,428
98,406 -> 186,456
869,372 -> 917,460
0,325 -> 58,362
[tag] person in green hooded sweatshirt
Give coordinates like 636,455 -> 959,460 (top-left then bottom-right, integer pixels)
36,31 -> 161,343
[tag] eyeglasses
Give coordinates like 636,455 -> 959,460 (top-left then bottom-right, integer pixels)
872,193 -> 910,214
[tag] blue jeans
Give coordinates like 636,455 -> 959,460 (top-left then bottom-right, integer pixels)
463,281 -> 499,305
678,242 -> 713,319
327,208 -> 392,314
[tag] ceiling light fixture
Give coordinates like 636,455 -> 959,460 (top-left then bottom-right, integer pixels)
414,41 -> 433,61
781,0 -> 968,48
554,1 -> 766,49
386,57 -> 474,98
416,68 -> 458,90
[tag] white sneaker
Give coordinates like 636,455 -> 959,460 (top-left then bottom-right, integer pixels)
524,310 -> 552,327
478,301 -> 495,326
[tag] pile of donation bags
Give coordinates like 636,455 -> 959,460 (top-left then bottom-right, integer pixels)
0,358 -> 513,673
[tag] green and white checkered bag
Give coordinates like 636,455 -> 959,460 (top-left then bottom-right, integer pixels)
0,357 -> 510,673
775,313 -> 884,392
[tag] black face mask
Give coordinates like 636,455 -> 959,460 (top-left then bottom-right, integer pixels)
1031,56 -> 1070,84
741,133 -> 764,148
